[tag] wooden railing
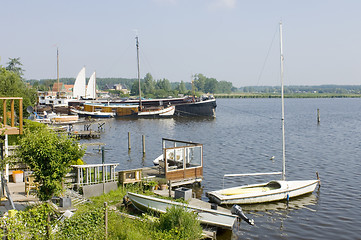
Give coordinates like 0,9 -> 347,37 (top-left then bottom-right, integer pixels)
0,97 -> 23,135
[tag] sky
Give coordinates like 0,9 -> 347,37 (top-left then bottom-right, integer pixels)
1,0 -> 361,88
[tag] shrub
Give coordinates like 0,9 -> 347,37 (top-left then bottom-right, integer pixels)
155,206 -> 202,240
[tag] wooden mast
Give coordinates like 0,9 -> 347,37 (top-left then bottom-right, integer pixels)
136,36 -> 142,110
57,48 -> 60,98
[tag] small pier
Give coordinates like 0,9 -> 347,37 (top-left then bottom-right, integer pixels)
119,138 -> 204,188
71,131 -> 100,139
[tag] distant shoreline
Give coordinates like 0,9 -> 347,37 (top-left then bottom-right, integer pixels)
214,93 -> 361,98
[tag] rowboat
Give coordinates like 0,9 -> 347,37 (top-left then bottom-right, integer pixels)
127,192 -> 252,229
206,22 -> 320,205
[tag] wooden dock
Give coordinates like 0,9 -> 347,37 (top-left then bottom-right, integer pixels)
71,131 -> 101,139
119,166 -> 203,189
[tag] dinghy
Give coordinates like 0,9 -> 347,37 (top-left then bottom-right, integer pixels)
206,22 -> 320,205
127,192 -> 254,229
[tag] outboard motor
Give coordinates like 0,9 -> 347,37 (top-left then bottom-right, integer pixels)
231,205 -> 255,226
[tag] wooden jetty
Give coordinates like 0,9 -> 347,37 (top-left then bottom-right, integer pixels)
71,130 -> 100,139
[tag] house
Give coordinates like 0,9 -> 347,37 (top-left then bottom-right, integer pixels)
113,84 -> 130,95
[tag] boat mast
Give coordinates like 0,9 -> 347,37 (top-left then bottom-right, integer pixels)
280,22 -> 286,181
136,36 -> 142,109
94,71 -> 96,99
57,48 -> 60,98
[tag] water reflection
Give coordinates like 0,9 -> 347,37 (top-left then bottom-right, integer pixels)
231,192 -> 320,239
240,192 -> 319,212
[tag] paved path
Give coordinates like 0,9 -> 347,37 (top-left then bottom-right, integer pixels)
0,182 -> 39,216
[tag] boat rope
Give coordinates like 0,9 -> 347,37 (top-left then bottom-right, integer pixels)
256,26 -> 279,86
221,104 -> 276,120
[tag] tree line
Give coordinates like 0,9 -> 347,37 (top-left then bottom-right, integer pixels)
28,72 -> 236,98
239,85 -> 361,94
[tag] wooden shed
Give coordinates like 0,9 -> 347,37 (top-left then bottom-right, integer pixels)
161,138 -> 203,184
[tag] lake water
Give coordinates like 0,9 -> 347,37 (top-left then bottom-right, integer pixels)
78,98 -> 361,239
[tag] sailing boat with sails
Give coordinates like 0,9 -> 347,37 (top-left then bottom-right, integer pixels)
72,67 -> 97,100
71,68 -> 115,117
72,67 -> 86,99
206,22 -> 320,205
85,71 -> 97,99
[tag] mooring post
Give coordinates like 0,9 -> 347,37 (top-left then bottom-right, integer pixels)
102,146 -> 105,194
104,202 -> 108,240
317,108 -> 320,124
142,135 -> 145,155
168,180 -> 171,197
128,132 -> 131,151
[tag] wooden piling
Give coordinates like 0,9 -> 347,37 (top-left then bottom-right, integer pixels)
317,108 -> 320,124
128,132 -> 131,151
168,180 -> 172,197
104,202 -> 108,240
142,135 -> 145,154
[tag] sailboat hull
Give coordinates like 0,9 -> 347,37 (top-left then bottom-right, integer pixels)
206,180 -> 319,205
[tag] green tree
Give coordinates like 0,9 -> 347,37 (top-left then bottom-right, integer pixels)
143,73 -> 155,95
193,74 -> 206,92
177,81 -> 187,94
16,121 -> 85,201
6,57 -> 25,77
131,80 -> 143,96
204,78 -> 218,93
156,78 -> 171,92
0,67 -> 37,117
218,80 -> 233,93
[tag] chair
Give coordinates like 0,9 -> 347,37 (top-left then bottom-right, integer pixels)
25,175 -> 38,197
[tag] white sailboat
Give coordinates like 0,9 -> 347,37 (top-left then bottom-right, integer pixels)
73,67 -> 86,99
72,67 -> 97,100
206,22 -> 320,205
85,71 -> 97,99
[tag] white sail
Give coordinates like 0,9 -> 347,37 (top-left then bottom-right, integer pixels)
86,71 -> 96,99
73,67 -> 86,99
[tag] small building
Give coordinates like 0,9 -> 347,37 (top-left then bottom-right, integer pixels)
113,84 -> 130,95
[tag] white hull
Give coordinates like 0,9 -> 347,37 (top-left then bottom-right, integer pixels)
206,180 -> 319,205
127,192 -> 237,229
70,109 -> 115,118
138,106 -> 175,117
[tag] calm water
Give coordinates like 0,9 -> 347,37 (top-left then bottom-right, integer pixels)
78,98 -> 361,239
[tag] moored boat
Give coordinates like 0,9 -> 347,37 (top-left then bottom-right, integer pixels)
206,180 -> 319,205
138,105 -> 175,117
206,22 -> 320,205
127,192 -> 251,229
174,97 -> 216,117
70,108 -> 115,118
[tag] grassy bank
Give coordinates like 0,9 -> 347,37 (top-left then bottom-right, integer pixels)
214,93 -> 361,98
0,185 -> 203,240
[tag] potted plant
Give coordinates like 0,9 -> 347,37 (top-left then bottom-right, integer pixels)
145,180 -> 158,190
157,178 -> 168,190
